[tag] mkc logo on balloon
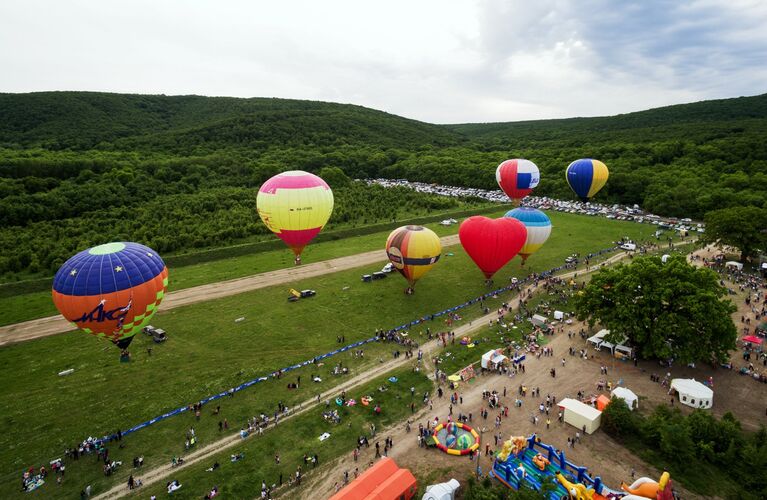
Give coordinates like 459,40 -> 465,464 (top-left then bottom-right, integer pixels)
71,301 -> 131,324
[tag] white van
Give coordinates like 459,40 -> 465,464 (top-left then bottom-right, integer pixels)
620,243 -> 637,251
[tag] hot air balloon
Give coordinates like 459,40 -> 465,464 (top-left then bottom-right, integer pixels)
257,170 -> 334,264
385,225 -> 441,294
504,207 -> 552,264
496,159 -> 540,204
458,216 -> 527,280
52,242 -> 169,355
565,159 -> 608,201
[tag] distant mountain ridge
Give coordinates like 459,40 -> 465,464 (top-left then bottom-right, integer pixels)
0,91 -> 463,150
1,91 -> 766,151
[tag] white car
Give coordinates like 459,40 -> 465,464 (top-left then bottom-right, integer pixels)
382,263 -> 394,273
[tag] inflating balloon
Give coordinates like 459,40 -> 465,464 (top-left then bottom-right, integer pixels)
385,225 -> 441,294
496,159 -> 540,204
565,159 -> 608,201
459,216 -> 527,280
257,170 -> 334,264
504,207 -> 552,264
52,242 -> 169,351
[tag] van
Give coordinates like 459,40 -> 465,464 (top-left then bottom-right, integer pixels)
620,243 -> 637,251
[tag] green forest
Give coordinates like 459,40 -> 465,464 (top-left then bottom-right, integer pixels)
1,91 -> 766,280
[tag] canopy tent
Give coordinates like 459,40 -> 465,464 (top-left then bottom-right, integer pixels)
611,387 -> 638,410
553,310 -> 564,320
481,350 -> 508,369
587,329 -> 609,348
422,479 -> 461,500
742,335 -> 763,345
725,261 -> 743,271
671,379 -> 713,409
530,314 -> 549,328
596,395 -> 611,411
558,398 -> 602,434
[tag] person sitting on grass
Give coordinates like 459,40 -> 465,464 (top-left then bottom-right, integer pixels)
166,480 -> 181,493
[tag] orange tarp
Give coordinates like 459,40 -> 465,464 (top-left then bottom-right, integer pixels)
329,457 -> 417,500
596,395 -> 611,411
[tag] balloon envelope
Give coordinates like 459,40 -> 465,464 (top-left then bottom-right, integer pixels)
52,242 -> 169,348
565,159 -> 608,200
496,159 -> 540,203
459,216 -> 527,279
257,170 -> 334,256
504,207 -> 552,262
385,225 -> 441,289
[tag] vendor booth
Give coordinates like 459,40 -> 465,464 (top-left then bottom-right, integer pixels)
611,387 -> 638,410
587,329 -> 609,349
481,350 -> 508,369
558,398 -> 602,434
670,379 -> 713,409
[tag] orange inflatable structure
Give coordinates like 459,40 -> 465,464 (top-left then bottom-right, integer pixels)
330,457 -> 417,500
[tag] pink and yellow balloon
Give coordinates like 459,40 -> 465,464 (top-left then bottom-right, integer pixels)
257,171 -> 334,262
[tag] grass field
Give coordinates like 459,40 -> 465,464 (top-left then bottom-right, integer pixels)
0,213 -> 659,498
0,206 -> 503,326
131,367 -> 433,499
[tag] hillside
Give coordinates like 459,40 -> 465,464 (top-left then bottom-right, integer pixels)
0,92 -> 464,150
1,90 -> 766,279
448,93 -> 767,143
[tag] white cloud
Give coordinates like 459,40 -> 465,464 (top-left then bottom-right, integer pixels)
0,0 -> 764,123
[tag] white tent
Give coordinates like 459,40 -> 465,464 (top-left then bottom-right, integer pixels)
481,350 -> 508,369
671,379 -> 713,409
553,310 -> 564,320
422,479 -> 460,500
611,387 -> 638,410
531,314 -> 548,327
587,329 -> 609,348
558,398 -> 602,434
725,261 -> 743,271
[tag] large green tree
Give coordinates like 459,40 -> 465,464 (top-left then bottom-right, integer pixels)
574,255 -> 737,363
702,206 -> 767,261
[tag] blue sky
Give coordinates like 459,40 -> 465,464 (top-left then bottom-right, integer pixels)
1,0 -> 765,123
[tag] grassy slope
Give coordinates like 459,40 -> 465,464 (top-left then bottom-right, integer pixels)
0,213 -> 656,498
134,368 -> 433,499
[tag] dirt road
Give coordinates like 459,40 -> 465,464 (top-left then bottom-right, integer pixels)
0,235 -> 460,346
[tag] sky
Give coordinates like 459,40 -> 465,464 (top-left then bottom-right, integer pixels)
1,0 -> 766,123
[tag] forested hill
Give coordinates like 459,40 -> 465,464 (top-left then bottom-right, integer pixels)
0,91 -> 463,150
1,90 -> 766,279
448,93 -> 767,144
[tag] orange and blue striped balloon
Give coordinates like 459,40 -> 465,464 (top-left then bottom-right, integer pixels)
52,242 -> 169,349
566,159 -> 609,201
257,170 -> 334,258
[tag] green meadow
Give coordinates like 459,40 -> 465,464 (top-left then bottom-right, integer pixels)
0,213 -> 658,498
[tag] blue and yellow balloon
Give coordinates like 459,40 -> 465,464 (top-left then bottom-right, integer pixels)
565,159 -> 608,201
504,207 -> 552,264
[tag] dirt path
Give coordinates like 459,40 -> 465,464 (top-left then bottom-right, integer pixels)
96,249 -> 639,499
0,235 -> 460,346
300,319 -> 701,500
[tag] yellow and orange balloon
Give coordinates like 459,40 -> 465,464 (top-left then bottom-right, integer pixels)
257,170 -> 334,262
385,225 -> 441,293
